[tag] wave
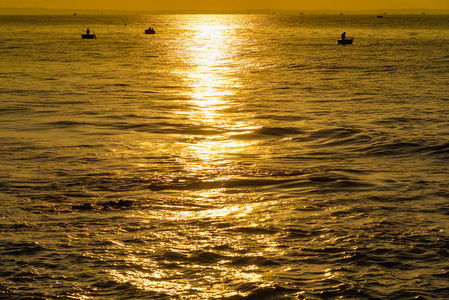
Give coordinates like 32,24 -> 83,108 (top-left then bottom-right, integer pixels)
362,140 -> 449,158
1,241 -> 46,256
224,284 -> 295,299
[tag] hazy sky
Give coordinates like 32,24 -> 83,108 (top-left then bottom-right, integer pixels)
0,0 -> 448,11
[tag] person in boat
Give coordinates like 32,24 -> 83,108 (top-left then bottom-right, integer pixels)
86,28 -> 90,35
341,32 -> 346,40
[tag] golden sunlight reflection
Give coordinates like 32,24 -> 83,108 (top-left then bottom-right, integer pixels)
189,139 -> 255,162
120,23 -> 277,297
104,197 -> 282,297
110,266 -> 265,298
180,22 -> 236,118
173,17 -> 260,177
110,270 -> 192,295
181,202 -> 257,219
148,201 -> 259,221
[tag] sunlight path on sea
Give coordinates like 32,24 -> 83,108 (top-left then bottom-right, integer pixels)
111,16 -> 273,297
173,17 -> 261,193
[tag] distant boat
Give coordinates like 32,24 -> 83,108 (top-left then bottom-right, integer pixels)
82,34 -> 96,39
145,27 -> 155,34
377,15 -> 383,18
338,38 -> 353,44
82,29 -> 96,39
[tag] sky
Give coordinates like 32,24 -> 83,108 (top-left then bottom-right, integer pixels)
0,0 -> 448,11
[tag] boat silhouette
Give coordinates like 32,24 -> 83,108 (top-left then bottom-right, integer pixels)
338,38 -> 353,44
82,28 -> 96,39
145,27 -> 155,34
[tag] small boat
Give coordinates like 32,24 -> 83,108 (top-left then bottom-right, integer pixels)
377,15 -> 383,18
82,34 -> 96,39
82,28 -> 96,39
338,38 -> 353,44
145,27 -> 155,34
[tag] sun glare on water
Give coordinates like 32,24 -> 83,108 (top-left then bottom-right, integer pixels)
184,22 -> 234,110
105,17 -> 273,298
172,18 -> 260,177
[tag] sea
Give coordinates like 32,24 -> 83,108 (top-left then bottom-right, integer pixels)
1,13 -> 449,299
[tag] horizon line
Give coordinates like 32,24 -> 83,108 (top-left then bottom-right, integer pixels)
1,7 -> 448,15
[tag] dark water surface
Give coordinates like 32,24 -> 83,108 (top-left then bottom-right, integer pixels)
1,14 -> 449,299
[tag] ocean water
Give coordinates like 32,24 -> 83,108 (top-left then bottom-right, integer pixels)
1,13 -> 449,299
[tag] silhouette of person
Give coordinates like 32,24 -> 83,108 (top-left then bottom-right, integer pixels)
86,28 -> 90,35
341,32 -> 346,40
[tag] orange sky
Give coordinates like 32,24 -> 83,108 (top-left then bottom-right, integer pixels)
0,0 -> 448,11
